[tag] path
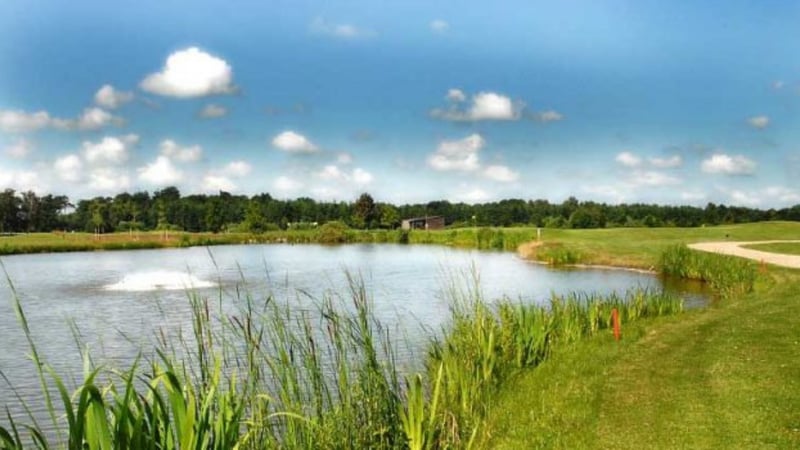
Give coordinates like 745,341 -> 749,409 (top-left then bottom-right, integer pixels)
688,240 -> 800,269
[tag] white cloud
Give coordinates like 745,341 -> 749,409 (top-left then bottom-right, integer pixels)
272,130 -> 318,153
274,175 -> 303,193
94,85 -> 134,109
319,164 -> 345,181
337,152 -> 353,164
54,154 -> 83,182
76,107 -> 123,130
430,19 -> 449,33
483,165 -> 519,182
747,115 -> 769,129
0,169 -> 45,193
223,160 -> 252,177
199,103 -> 227,118
431,91 -> 522,121
701,153 -> 757,175
82,134 -> 138,165
310,17 -> 375,39
88,168 -> 130,192
764,186 -> 800,203
0,110 -> 54,133
159,139 -> 202,162
138,156 -> 183,185
427,133 -> 484,171
317,165 -> 374,186
202,175 -> 236,192
615,151 -> 642,168
772,81 -> 785,90
456,188 -> 491,204
469,92 -> 519,120
681,191 -> 706,202
0,108 -> 121,133
649,155 -> 683,169
446,88 -> 466,102
4,138 -> 33,159
628,170 -> 681,187
140,47 -> 236,98
730,190 -> 760,206
533,110 -> 564,123
352,167 -> 374,185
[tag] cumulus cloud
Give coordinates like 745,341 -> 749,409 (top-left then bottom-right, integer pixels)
159,139 -> 202,162
272,130 -> 318,153
446,88 -> 466,102
223,160 -> 252,177
747,115 -> 769,129
430,19 -> 449,33
428,134 -> 484,171
317,165 -> 374,186
701,153 -> 757,175
337,152 -> 353,164
4,138 -> 33,159
138,156 -> 183,185
94,85 -> 134,109
54,154 -> 83,182
681,191 -> 707,202
310,17 -> 375,39
0,110 -> 55,133
0,169 -> 45,193
274,175 -> 303,194
628,170 -> 680,187
483,165 -> 519,182
140,47 -> 236,98
89,168 -> 130,192
75,107 -> 123,130
82,134 -> 138,165
532,110 -> 564,123
0,108 -> 121,133
615,151 -> 642,168
199,103 -> 227,118
431,91 -> 522,121
649,155 -> 683,169
456,187 -> 491,204
202,175 -> 237,192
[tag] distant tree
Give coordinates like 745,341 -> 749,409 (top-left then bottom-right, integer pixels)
352,193 -> 378,229
379,204 -> 400,229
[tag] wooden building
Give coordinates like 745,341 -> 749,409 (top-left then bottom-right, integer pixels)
401,216 -> 445,231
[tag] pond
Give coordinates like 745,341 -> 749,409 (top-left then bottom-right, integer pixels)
0,243 -> 707,425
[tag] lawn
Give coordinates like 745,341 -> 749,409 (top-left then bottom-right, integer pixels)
482,222 -> 800,449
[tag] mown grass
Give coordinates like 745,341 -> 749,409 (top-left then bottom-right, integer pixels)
742,241 -> 800,256
482,223 -> 800,449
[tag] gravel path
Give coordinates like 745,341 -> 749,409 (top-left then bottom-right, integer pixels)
688,240 -> 800,269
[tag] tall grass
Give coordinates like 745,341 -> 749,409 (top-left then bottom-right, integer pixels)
1,270 -> 683,449
658,244 -> 757,299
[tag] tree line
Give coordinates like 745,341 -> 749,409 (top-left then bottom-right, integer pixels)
0,187 -> 798,234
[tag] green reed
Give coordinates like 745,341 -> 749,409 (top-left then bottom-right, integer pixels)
658,244 -> 757,298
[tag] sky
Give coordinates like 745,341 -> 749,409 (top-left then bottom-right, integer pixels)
1,0 -> 800,207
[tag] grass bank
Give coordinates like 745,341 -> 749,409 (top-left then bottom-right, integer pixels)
482,222 -> 800,449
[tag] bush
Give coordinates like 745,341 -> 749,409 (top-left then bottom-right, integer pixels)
316,221 -> 351,244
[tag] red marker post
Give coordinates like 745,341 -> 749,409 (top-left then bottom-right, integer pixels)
611,308 -> 621,341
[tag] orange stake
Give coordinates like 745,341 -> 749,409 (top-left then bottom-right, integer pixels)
611,308 -> 621,341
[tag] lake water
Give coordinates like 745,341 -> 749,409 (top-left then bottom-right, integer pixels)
0,243 -> 705,427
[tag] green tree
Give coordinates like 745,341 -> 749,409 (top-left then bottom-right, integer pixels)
352,193 -> 378,229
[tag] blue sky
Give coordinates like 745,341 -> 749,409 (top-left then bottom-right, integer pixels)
1,0 -> 799,206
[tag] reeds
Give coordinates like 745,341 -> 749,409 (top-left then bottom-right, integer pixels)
658,244 -> 756,298
1,270 -> 683,449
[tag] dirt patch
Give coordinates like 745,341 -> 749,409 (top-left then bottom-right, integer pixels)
688,240 -> 800,269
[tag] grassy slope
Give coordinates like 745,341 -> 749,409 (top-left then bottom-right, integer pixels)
484,222 -> 800,449
743,242 -> 800,256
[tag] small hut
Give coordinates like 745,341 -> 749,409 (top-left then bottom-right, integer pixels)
401,216 -> 445,231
